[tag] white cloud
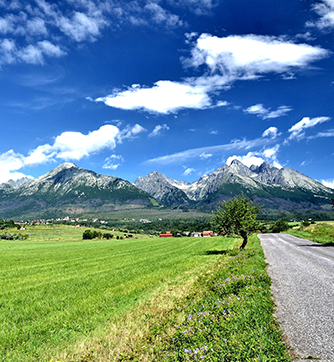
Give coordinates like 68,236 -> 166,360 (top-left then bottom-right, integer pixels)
226,144 -> 282,169
118,124 -> 147,141
149,124 -> 170,137
226,154 -> 264,167
244,104 -> 267,116
144,3 -> 183,27
187,34 -> 329,77
57,11 -> 107,42
169,0 -> 218,15
321,179 -> 334,189
96,81 -> 212,114
0,38 -> 66,65
307,0 -> 334,29
0,150 -> 31,183
245,104 -> 292,120
262,127 -> 279,139
288,116 -> 330,141
183,167 -> 195,176
0,124 -> 146,182
308,128 -> 334,139
103,154 -> 124,170
96,33 -> 327,114
199,152 -> 212,159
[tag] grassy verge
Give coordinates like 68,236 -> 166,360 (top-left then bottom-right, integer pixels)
287,221 -> 334,245
65,236 -> 289,362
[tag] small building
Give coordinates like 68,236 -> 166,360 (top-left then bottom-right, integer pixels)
191,232 -> 202,237
159,231 -> 173,238
202,231 -> 214,237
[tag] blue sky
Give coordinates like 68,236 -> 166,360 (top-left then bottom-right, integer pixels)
1,0 -> 334,187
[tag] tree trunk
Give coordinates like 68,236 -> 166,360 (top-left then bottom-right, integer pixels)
240,231 -> 248,249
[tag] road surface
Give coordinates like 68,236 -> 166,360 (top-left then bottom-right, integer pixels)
258,233 -> 334,361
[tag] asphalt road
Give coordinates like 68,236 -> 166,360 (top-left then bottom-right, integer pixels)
258,233 -> 334,361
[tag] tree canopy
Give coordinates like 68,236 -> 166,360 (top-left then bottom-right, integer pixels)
211,195 -> 261,249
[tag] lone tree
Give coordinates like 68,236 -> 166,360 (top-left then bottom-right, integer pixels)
212,195 -> 261,249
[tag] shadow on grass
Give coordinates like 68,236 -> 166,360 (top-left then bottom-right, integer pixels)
204,249 -> 240,256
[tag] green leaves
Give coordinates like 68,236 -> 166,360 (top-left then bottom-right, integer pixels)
212,195 -> 261,249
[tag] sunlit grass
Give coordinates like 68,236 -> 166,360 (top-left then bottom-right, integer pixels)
0,233 -> 236,361
287,221 -> 334,244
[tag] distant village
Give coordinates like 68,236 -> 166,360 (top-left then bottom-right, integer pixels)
14,216 -> 219,238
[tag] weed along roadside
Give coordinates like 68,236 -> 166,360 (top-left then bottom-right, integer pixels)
60,236 -> 289,362
150,236 -> 289,361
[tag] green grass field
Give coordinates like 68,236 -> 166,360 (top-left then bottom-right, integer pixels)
0,227 -> 237,361
287,221 -> 334,244
1,225 -> 289,361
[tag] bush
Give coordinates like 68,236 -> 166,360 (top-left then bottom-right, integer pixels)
83,230 -> 93,240
0,232 -> 23,240
103,233 -> 113,240
270,219 -> 290,233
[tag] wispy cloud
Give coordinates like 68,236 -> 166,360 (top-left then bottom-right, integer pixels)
144,136 -> 271,165
307,0 -> 334,29
149,124 -> 170,137
308,128 -> 334,139
103,154 -> 124,170
287,116 -> 330,141
183,167 -> 195,176
244,104 -> 292,119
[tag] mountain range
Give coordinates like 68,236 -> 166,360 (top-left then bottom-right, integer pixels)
134,159 -> 334,214
0,161 -> 333,220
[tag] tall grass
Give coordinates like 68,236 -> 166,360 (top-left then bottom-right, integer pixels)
287,221 -> 334,244
0,234 -> 235,361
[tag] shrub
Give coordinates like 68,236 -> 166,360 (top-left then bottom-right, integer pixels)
270,219 -> 289,233
83,230 -> 93,240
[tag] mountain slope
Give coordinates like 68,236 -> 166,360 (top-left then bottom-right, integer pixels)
134,171 -> 192,206
135,160 -> 334,211
0,163 -> 157,219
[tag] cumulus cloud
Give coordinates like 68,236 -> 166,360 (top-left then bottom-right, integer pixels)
96,81 -> 211,114
0,122 -> 150,182
96,33 -> 328,114
186,34 -> 329,77
288,116 -> 330,141
0,38 -> 66,65
226,144 -> 282,169
149,124 -> 170,137
244,104 -> 292,119
262,127 -> 279,139
321,179 -> 334,189
0,150 -> 26,182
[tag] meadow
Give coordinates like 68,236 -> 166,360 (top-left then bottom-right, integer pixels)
287,221 -> 334,244
0,225 -> 289,361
